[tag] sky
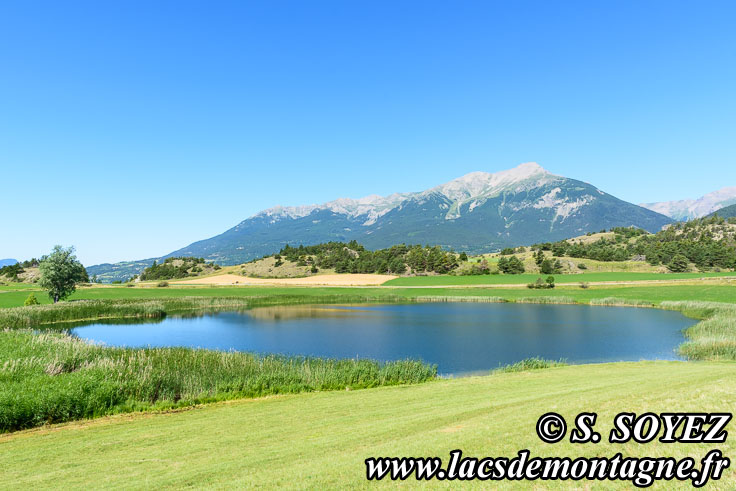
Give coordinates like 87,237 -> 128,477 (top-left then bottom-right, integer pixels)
1,0 -> 735,265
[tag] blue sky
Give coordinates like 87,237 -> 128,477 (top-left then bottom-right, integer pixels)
1,1 -> 735,265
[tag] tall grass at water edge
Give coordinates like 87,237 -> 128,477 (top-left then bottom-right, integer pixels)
0,329 -> 436,432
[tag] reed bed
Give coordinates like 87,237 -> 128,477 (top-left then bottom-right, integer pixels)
658,301 -> 736,361
245,294 -> 408,308
0,297 -> 253,329
493,357 -> 568,373
515,296 -> 579,304
588,297 -> 655,307
411,296 -> 506,303
0,295 -> 438,432
0,329 -> 436,432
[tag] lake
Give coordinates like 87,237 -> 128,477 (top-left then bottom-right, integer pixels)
70,303 -> 694,375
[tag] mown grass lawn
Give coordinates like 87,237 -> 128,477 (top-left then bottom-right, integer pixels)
1,361 -> 734,488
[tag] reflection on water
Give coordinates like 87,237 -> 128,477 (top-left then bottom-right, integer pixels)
71,303 -> 694,375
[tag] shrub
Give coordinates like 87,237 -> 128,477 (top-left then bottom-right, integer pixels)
577,263 -> 588,270
24,293 -> 40,306
526,276 -> 555,289
580,282 -> 589,289
157,281 -> 169,288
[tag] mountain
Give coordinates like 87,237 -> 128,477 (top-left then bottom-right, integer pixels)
0,259 -> 18,267
86,258 -> 158,283
640,187 -> 736,221
88,163 -> 672,281
709,203 -> 736,219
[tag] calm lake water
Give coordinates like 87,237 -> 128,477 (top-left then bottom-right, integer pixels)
70,303 -> 694,375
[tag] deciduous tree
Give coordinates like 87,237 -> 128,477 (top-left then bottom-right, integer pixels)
38,245 -> 88,303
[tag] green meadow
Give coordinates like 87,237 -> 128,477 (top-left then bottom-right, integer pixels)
384,271 -> 736,286
1,276 -> 735,487
2,279 -> 736,309
1,361 -> 734,488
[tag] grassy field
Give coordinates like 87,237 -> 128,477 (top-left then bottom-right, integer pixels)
1,361 -> 734,488
2,277 -> 735,486
384,271 -> 736,286
2,280 -> 736,309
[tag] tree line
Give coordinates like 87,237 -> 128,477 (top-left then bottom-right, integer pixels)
532,218 -> 736,272
139,257 -> 219,281
276,241 -> 460,274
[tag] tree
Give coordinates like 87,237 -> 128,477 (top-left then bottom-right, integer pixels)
38,245 -> 88,303
667,254 -> 690,273
540,258 -> 555,274
534,249 -> 545,267
499,255 -> 525,274
551,243 -> 567,257
458,252 -> 468,262
540,258 -> 563,274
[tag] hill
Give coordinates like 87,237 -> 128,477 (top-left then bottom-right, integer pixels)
138,257 -> 221,281
531,219 -> 736,272
709,203 -> 736,219
87,258 -> 157,283
240,241 -> 459,279
0,259 -> 41,283
89,163 -> 671,280
641,187 -> 736,220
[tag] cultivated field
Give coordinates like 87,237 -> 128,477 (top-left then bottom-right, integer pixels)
172,273 -> 397,286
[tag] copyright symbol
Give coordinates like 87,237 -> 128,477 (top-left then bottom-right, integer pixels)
536,412 -> 567,443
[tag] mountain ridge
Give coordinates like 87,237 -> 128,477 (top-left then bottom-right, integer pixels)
641,187 -> 736,221
88,163 -> 672,281
252,162 -> 554,225
708,203 -> 736,219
